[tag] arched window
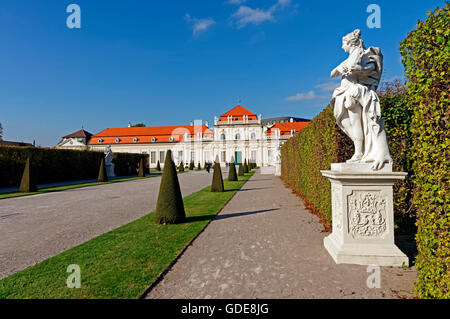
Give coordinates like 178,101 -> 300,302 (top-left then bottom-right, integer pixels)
220,134 -> 226,141
250,132 -> 256,140
235,133 -> 241,140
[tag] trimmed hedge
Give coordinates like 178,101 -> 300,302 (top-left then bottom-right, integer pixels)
400,3 -> 449,299
0,146 -> 147,188
281,105 -> 351,223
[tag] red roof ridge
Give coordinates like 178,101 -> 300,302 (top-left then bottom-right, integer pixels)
220,105 -> 256,117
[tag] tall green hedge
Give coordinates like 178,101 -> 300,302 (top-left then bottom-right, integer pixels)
0,146 -> 147,188
400,3 -> 449,299
281,105 -> 352,223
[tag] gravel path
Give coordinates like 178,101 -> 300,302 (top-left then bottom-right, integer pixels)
0,171 -> 213,279
145,171 -> 417,299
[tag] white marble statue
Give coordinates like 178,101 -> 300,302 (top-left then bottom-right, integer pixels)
104,145 -> 113,165
330,29 -> 392,170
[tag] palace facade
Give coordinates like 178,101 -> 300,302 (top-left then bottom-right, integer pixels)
56,105 -> 309,168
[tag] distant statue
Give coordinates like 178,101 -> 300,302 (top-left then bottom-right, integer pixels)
330,29 -> 392,170
104,145 -> 113,165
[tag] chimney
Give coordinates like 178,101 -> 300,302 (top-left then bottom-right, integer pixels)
128,122 -> 132,128
190,121 -> 193,126
205,121 -> 209,128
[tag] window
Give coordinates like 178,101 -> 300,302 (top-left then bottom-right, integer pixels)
251,150 -> 256,162
190,151 -> 195,163
268,150 -> 273,162
152,137 -> 156,142
220,133 -> 226,141
251,132 -> 256,140
133,137 -> 138,143
235,133 -> 240,140
221,151 -> 226,163
159,151 -> 165,163
150,151 -> 156,164
204,151 -> 211,163
178,151 -> 183,163
98,139 -> 103,144
169,136 -> 174,142
115,138 -> 120,143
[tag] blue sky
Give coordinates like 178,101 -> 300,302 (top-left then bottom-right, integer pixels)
0,0 -> 444,146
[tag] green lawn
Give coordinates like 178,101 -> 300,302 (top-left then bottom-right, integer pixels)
0,174 -> 162,200
0,171 -> 254,299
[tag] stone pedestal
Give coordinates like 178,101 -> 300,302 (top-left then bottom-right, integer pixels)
106,163 -> 116,178
320,163 -> 408,267
275,161 -> 281,176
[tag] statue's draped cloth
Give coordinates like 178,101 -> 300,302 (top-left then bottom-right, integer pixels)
330,47 -> 391,164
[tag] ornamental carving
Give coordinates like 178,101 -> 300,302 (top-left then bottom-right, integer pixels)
348,191 -> 387,238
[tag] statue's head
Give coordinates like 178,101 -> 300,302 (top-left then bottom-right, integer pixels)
342,29 -> 365,52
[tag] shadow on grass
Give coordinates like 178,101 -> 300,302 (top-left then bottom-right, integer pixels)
185,208 -> 279,223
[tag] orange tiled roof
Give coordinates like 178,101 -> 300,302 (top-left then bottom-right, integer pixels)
89,125 -> 213,145
219,105 -> 257,122
267,121 -> 309,136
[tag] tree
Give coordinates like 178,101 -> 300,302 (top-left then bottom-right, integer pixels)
138,158 -> 145,177
197,162 -> 201,170
211,161 -> 224,192
238,163 -> 244,176
228,162 -> 238,181
19,157 -> 37,192
178,161 -> 184,172
131,123 -> 146,127
189,161 -> 194,170
0,122 -> 3,140
243,159 -> 249,173
156,160 -> 161,171
98,157 -> 108,182
155,150 -> 186,224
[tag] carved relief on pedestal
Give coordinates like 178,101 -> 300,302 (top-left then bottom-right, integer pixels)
347,190 -> 387,238
331,184 -> 342,231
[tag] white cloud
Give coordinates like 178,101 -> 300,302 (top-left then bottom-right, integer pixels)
285,90 -> 323,101
185,14 -> 216,36
225,0 -> 247,4
230,6 -> 275,28
314,81 -> 340,92
229,0 -> 292,29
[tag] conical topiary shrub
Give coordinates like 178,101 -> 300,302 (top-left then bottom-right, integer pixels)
238,163 -> 244,176
178,161 -> 184,172
244,159 -> 249,173
189,161 -> 194,170
156,160 -> 161,171
138,158 -> 145,177
155,150 -> 186,224
98,157 -> 108,182
197,163 -> 201,170
228,162 -> 237,181
19,157 -> 37,192
211,161 -> 224,192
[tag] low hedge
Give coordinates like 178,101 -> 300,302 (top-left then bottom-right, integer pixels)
0,146 -> 148,188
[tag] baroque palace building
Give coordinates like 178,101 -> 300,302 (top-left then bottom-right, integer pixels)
56,105 -> 310,168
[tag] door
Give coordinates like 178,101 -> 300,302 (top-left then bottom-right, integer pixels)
235,151 -> 242,165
